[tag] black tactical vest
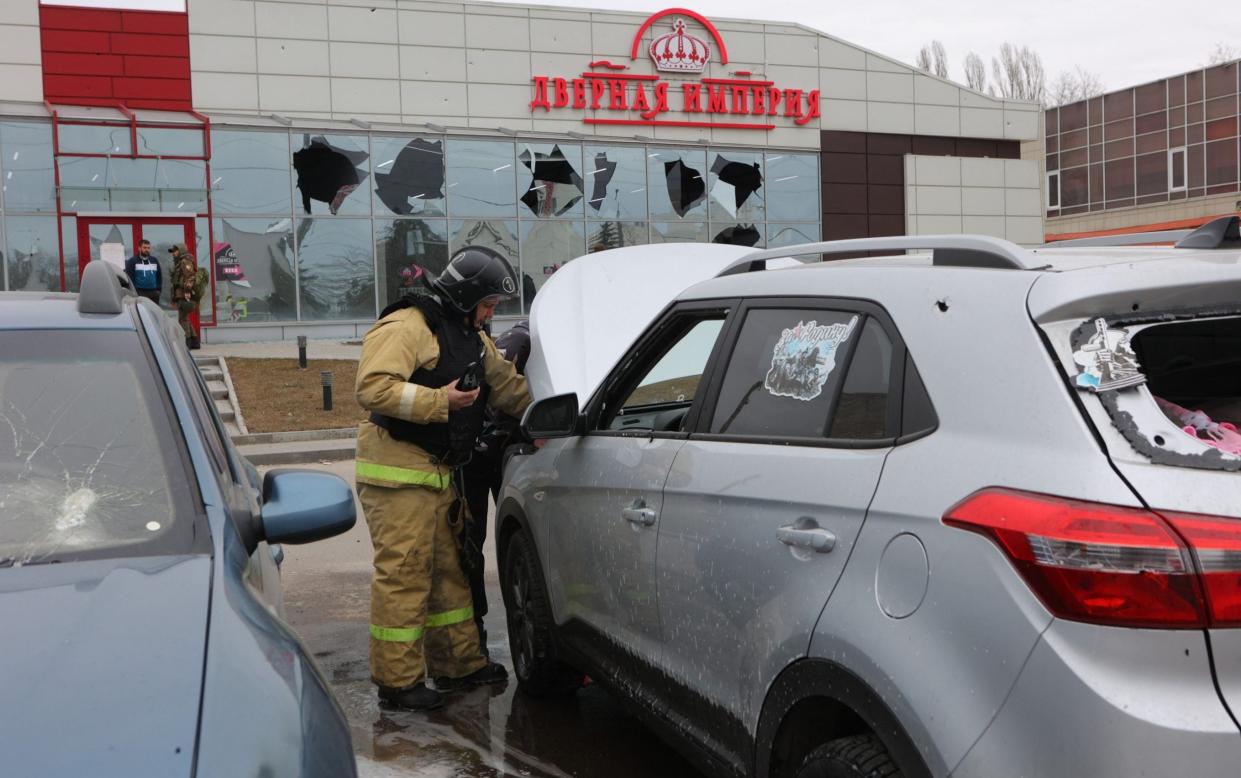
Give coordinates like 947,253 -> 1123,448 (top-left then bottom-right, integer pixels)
370,297 -> 489,466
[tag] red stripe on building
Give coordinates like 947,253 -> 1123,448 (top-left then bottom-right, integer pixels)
39,5 -> 193,110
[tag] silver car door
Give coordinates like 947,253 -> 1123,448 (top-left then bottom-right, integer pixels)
656,304 -> 899,765
545,306 -> 732,670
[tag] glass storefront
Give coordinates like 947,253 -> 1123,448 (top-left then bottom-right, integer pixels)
0,116 -> 820,323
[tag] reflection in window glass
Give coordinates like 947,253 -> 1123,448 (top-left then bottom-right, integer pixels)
708,150 -> 764,223
584,145 -> 646,220
710,308 -> 860,439
375,218 -> 448,310
211,130 -> 292,214
158,160 -> 207,213
4,215 -> 60,292
0,121 -> 56,212
293,133 -> 370,216
829,319 -> 892,440
648,147 -> 707,220
449,218 -> 520,315
136,127 -> 204,157
711,222 -> 763,247
58,123 -> 130,155
766,153 -> 819,221
212,217 -> 297,322
768,223 -> 819,247
446,140 -> 516,218
621,318 -> 724,415
519,220 -> 584,313
588,221 -> 647,252
517,142 -> 583,218
295,218 -> 376,320
372,136 -> 446,217
60,218 -> 79,293
651,221 -> 709,243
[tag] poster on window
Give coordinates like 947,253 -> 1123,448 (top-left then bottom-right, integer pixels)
764,316 -> 858,401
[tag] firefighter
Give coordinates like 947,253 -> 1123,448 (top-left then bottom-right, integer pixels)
355,246 -> 531,712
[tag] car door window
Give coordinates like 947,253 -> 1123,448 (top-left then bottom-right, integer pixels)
603,315 -> 726,433
709,308 -> 861,439
828,318 -> 894,439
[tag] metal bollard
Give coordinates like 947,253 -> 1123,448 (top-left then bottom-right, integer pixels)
297,335 -> 307,369
321,370 -> 333,411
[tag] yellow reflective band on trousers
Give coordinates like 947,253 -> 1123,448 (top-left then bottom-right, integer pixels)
356,461 -> 450,490
425,605 -> 474,628
370,624 -> 423,643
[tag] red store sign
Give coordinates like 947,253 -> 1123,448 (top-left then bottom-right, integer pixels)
529,8 -> 820,131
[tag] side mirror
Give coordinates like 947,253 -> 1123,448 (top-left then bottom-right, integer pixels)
260,469 -> 356,545
521,393 -> 580,439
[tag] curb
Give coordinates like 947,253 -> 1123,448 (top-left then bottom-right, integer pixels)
238,438 -> 356,466
232,427 -> 357,446
217,356 -> 249,437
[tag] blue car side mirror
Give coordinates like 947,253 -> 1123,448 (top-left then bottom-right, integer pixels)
260,469 -> 357,545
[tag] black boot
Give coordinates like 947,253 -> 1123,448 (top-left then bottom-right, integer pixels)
434,662 -> 508,692
189,335 -> 201,350
377,681 -> 444,711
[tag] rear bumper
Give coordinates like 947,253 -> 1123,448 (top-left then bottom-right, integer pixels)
952,619 -> 1240,777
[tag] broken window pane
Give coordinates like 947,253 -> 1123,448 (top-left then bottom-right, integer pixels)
372,135 -> 446,217
588,221 -> 648,252
293,133 -> 371,216
136,127 -> 204,157
211,216 -> 297,322
58,123 -> 131,155
4,215 -> 59,293
711,222 -> 764,247
0,331 -> 202,566
517,142 -> 584,218
294,217 -> 376,321
648,147 -> 707,221
768,222 -> 820,247
708,150 -> 764,223
446,140 -> 517,218
651,221 -> 709,243
374,217 -> 448,310
584,145 -> 646,220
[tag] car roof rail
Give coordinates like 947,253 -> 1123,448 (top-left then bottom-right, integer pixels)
1173,215 -> 1241,249
717,234 -> 1045,276
1048,229 -> 1195,247
77,260 -> 134,315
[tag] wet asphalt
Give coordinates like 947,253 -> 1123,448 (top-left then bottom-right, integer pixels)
277,461 -> 705,778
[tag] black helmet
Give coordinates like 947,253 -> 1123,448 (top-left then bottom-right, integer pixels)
429,246 -> 519,314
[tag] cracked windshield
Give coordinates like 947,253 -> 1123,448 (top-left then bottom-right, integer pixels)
0,332 -> 197,567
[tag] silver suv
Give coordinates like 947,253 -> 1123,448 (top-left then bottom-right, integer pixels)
496,218 -> 1241,778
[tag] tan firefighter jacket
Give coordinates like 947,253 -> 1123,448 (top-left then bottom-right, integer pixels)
355,306 -> 532,490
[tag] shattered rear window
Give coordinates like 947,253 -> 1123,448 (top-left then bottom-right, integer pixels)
0,330 -> 204,566
1072,314 -> 1241,470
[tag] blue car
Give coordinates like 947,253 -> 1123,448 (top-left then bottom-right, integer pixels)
0,262 -> 358,777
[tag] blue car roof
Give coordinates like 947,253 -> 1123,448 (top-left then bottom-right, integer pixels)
0,291 -> 137,331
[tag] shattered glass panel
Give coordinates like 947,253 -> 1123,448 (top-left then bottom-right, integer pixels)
4,216 -> 59,293
584,145 -> 646,220
58,123 -> 131,155
374,218 -> 448,311
768,222 -> 820,247
136,127 -> 204,157
648,147 -> 707,220
710,222 -> 764,247
211,217 -> 297,323
293,133 -> 371,216
707,150 -> 764,223
372,135 -> 446,217
294,217 -> 376,321
517,142 -> 584,218
0,331 -> 202,566
445,140 -> 517,218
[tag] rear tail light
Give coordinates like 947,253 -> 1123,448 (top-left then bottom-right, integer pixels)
1159,511 -> 1241,627
944,488 -> 1208,628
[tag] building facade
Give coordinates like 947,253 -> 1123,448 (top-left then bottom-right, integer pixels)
1044,60 -> 1241,242
0,0 -> 1042,340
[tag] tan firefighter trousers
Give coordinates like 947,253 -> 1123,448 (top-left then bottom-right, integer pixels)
358,482 -> 488,689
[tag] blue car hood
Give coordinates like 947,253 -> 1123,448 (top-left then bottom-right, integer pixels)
0,555 -> 211,777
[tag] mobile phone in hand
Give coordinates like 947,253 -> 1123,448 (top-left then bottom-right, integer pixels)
459,361 -> 481,391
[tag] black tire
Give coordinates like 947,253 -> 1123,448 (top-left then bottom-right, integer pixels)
796,735 -> 901,778
500,530 -> 584,696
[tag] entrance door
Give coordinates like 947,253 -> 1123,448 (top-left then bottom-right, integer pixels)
76,217 -> 205,321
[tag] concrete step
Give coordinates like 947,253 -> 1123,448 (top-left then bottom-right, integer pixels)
193,354 -> 218,367
200,367 -> 223,382
223,419 -> 242,437
232,427 -> 356,446
207,381 -> 228,400
215,399 -> 235,421
238,437 -> 356,466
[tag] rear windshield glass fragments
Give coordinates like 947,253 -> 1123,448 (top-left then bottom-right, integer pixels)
1069,312 -> 1241,471
0,331 -> 203,566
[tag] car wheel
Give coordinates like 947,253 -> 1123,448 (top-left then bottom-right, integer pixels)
501,529 -> 584,697
796,735 -> 900,778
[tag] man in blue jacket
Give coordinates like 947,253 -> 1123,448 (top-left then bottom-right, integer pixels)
124,239 -> 162,305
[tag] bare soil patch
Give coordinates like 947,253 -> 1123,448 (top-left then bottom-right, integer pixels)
227,358 -> 366,433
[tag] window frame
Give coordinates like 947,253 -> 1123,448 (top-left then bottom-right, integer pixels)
1168,146 -> 1188,192
585,298 -> 740,440
688,296 -> 908,449
1046,170 -> 1061,209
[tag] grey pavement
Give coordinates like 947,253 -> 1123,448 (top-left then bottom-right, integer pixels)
200,338 -> 363,361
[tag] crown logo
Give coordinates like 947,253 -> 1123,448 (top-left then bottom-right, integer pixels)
648,18 -> 711,73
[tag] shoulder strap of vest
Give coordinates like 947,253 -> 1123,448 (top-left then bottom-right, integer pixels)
380,294 -> 444,333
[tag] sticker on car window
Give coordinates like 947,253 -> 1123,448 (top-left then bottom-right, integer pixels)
1073,318 -> 1146,392
764,316 -> 858,401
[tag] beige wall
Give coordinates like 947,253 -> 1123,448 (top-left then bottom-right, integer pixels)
0,1 -> 43,103
904,154 -> 1043,245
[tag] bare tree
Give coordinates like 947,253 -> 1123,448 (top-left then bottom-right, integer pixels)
915,40 -> 949,78
991,43 -> 1045,103
1205,42 -> 1241,66
963,52 -> 989,93
1048,66 -> 1105,107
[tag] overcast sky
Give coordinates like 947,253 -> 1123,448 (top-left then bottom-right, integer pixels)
494,0 -> 1235,95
